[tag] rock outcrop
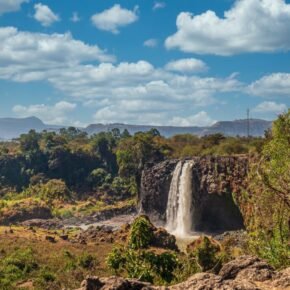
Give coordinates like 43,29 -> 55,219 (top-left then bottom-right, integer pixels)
76,256 -> 290,290
140,156 -> 248,231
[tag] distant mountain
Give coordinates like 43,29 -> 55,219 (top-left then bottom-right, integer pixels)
0,117 -> 46,140
0,117 -> 272,140
85,119 -> 272,138
201,119 -> 272,137
0,117 -> 63,140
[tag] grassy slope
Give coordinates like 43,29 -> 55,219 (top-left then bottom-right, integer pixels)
0,226 -> 115,290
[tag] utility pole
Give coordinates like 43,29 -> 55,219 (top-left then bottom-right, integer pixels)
247,108 -> 250,139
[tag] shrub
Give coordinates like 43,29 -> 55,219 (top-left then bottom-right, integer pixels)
128,216 -> 154,249
38,268 -> 56,282
153,252 -> 178,283
107,248 -> 178,284
78,253 -> 97,269
40,179 -> 71,201
24,179 -> 71,202
34,267 -> 59,290
187,236 -> 223,272
0,248 -> 38,286
106,247 -> 125,274
88,168 -> 108,188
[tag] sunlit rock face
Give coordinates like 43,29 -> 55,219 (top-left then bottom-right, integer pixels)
76,256 -> 290,290
139,156 -> 248,232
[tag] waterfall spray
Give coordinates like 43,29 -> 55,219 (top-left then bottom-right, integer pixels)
166,160 -> 194,237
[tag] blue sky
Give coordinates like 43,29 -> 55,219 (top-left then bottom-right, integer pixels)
0,0 -> 289,126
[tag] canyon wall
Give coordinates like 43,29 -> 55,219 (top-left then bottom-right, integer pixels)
140,156 -> 248,232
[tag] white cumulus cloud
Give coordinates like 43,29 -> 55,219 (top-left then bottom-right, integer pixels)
91,4 -> 138,34
166,0 -> 290,55
0,0 -> 28,15
165,58 -> 208,73
248,73 -> 290,97
253,101 -> 287,114
0,26 -> 115,82
0,27 -> 246,126
34,3 -> 59,27
13,101 -> 77,125
144,38 -> 158,47
169,111 -> 216,127
153,2 -> 166,11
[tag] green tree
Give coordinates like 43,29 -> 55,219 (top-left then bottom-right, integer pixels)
244,110 -> 290,268
90,132 -> 118,174
19,130 -> 40,153
128,216 -> 154,249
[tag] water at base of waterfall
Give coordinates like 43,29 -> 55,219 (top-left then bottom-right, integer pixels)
165,160 -> 195,238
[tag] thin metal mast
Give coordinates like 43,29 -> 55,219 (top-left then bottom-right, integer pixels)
247,108 -> 250,138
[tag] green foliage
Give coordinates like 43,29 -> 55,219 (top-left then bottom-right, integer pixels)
187,236 -> 224,272
243,110 -> 290,269
248,212 -> 289,269
128,216 -> 154,249
106,247 -> 125,274
152,251 -> 178,283
167,134 -> 264,158
20,130 -> 41,153
0,124 -> 265,200
90,132 -> 118,174
37,268 -> 56,282
261,109 -> 290,204
107,247 -> 178,284
78,253 -> 98,269
123,249 -> 155,282
88,168 -> 109,188
107,215 -> 178,284
173,254 -> 199,283
195,236 -> 222,272
116,131 -> 164,178
0,248 -> 38,287
24,179 -> 71,202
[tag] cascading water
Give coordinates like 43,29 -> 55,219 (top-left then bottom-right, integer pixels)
166,160 -> 194,237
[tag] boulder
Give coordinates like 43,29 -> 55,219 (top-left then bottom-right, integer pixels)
76,276 -> 153,290
76,256 -> 290,290
219,255 -> 275,281
152,227 -> 178,251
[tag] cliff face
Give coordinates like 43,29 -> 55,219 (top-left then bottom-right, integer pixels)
140,156 -> 248,232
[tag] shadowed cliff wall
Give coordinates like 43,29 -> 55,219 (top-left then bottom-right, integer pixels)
140,156 -> 248,232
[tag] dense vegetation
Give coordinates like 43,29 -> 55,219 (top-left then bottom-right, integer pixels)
0,128 -> 265,219
241,109 -> 290,269
0,127 -> 264,196
0,111 -> 289,289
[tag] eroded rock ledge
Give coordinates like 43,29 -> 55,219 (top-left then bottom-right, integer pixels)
140,156 -> 248,231
76,256 -> 290,290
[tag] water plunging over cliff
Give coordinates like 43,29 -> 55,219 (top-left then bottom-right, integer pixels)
166,160 -> 194,237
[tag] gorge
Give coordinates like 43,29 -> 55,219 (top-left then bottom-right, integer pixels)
140,156 -> 247,233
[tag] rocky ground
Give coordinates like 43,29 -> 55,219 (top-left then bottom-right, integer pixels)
13,204 -> 137,230
76,256 -> 290,290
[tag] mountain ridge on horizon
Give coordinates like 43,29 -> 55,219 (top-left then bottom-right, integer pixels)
0,116 -> 272,140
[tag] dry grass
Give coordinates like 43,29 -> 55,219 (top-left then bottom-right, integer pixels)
0,226 -> 116,290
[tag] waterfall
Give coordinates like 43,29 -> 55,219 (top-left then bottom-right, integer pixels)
166,160 -> 194,237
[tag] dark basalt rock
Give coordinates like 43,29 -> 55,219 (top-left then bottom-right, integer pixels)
139,156 -> 248,232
